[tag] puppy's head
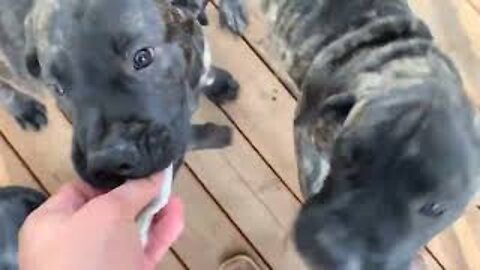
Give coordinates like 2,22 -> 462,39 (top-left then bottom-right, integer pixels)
26,0 -> 205,189
294,83 -> 480,270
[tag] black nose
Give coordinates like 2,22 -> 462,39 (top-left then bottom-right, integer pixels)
86,141 -> 144,178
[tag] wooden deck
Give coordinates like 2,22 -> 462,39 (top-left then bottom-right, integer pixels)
0,0 -> 479,269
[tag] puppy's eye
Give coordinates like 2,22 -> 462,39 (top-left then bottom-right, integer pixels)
419,203 -> 446,217
133,47 -> 155,70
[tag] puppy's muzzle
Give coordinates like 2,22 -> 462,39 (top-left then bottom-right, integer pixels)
85,125 -> 172,182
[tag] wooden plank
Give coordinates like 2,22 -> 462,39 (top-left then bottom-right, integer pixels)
157,252 -> 187,270
0,136 -> 42,190
205,6 -> 302,199
0,99 -> 274,269
174,167 -> 269,269
427,207 -> 480,270
419,249 -> 444,270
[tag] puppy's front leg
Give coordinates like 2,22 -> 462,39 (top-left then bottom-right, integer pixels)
202,66 -> 239,104
0,79 -> 47,131
189,123 -> 232,151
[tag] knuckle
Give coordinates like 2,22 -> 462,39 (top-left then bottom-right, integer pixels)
93,196 -> 125,219
19,212 -> 41,240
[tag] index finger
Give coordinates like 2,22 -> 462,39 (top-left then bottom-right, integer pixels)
35,181 -> 100,216
94,170 -> 166,220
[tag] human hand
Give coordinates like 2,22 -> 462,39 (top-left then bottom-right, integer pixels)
19,172 -> 184,270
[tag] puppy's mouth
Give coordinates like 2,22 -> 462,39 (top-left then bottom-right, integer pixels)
72,141 -> 176,190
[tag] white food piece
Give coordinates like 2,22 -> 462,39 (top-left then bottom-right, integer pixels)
137,164 -> 174,246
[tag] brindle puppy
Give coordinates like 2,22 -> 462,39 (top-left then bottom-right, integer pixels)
0,0 -> 244,189
261,0 -> 480,269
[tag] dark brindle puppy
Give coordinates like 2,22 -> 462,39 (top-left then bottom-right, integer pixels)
0,0 -> 244,268
0,0 -> 246,189
260,0 -> 480,269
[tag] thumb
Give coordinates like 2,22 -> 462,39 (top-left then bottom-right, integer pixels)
144,196 -> 184,269
97,171 -> 166,220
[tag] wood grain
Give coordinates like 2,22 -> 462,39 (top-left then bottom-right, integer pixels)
0,136 -> 43,190
205,6 -> 302,199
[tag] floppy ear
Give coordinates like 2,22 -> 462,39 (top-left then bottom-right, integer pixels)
171,0 -> 209,25
293,91 -> 356,199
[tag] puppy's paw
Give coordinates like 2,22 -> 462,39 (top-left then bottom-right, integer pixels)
206,74 -> 239,104
219,0 -> 248,35
11,94 -> 48,131
204,123 -> 232,148
190,123 -> 233,151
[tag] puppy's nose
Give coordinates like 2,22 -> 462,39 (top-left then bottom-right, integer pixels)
86,141 -> 143,178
